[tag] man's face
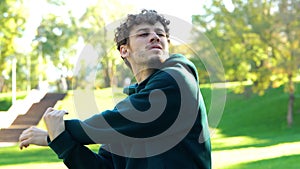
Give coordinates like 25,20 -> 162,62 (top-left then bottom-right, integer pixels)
124,22 -> 169,69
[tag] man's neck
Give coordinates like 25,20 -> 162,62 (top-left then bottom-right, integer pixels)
133,67 -> 155,84
130,54 -> 169,84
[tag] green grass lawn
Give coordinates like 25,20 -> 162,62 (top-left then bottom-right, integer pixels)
203,84 -> 300,169
0,144 -> 100,169
0,85 -> 300,168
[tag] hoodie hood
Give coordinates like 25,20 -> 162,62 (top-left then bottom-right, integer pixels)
163,53 -> 199,82
123,54 -> 199,95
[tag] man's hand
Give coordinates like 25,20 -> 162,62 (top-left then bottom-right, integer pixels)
43,107 -> 68,141
19,126 -> 48,150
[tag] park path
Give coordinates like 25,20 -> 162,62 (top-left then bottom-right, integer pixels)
0,93 -> 66,143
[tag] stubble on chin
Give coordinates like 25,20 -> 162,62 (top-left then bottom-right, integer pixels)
147,51 -> 169,69
131,50 -> 169,69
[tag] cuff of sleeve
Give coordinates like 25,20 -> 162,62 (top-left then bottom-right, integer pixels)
47,135 -> 51,143
48,131 -> 77,159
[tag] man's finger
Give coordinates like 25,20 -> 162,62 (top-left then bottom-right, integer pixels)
46,110 -> 68,118
44,107 -> 55,117
19,140 -> 29,150
45,107 -> 54,113
19,126 -> 35,142
59,110 -> 69,115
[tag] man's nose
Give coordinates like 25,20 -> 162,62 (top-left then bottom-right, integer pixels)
150,32 -> 160,42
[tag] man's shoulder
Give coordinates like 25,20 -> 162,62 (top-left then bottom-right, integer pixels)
162,54 -> 199,82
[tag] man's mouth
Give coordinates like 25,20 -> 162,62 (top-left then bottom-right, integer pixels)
149,45 -> 162,50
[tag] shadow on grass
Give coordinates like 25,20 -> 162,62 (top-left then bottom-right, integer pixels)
228,154 -> 300,169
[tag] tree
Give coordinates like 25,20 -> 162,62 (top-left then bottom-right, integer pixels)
78,0 -> 134,88
192,0 -> 300,126
31,12 -> 79,90
273,0 -> 300,126
0,0 -> 27,92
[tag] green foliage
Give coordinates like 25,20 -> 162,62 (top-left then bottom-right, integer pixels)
0,0 -> 135,92
0,0 -> 27,92
0,0 -> 26,64
192,0 -> 300,125
77,0 -> 134,88
192,0 -> 300,95
29,12 -> 79,86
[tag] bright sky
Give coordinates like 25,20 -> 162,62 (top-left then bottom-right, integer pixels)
127,0 -> 206,21
69,0 -> 207,21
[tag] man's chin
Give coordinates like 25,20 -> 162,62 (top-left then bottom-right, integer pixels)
149,50 -> 169,59
147,55 -> 169,69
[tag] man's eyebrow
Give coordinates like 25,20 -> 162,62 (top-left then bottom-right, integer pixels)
154,28 -> 165,32
135,28 -> 165,33
135,28 -> 150,33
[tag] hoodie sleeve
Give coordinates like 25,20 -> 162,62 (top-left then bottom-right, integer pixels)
48,130 -> 113,169
64,60 -> 200,145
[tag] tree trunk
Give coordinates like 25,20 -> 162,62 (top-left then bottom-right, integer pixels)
104,67 -> 111,87
0,76 -> 4,92
287,92 -> 294,127
287,74 -> 294,127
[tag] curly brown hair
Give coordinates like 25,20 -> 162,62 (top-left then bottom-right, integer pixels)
114,9 -> 171,51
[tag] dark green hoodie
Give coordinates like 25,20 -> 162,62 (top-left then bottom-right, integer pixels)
48,54 -> 211,169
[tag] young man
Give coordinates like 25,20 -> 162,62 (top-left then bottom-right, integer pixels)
19,9 -> 211,169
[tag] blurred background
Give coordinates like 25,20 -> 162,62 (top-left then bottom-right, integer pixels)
0,0 -> 299,168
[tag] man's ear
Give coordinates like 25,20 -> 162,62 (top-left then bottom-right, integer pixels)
120,45 -> 129,59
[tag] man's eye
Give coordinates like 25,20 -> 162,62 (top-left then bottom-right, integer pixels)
138,33 -> 150,37
137,32 -> 166,37
157,33 -> 166,37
